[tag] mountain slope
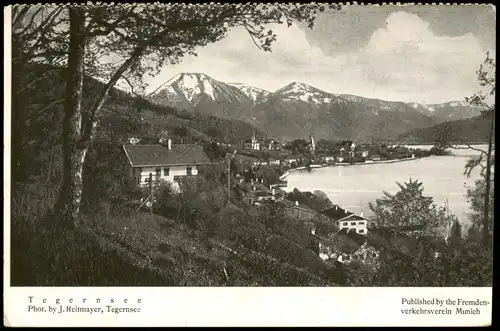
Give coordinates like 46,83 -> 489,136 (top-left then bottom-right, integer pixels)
18,66 -> 263,151
397,115 -> 492,144
408,101 -> 482,124
149,73 -> 482,141
227,82 -> 271,105
149,73 -> 256,122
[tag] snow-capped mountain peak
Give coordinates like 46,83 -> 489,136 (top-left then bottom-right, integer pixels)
159,73 -> 220,102
149,72 -> 255,113
275,82 -> 333,104
227,82 -> 271,103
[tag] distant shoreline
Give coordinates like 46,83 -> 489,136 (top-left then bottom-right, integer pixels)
402,142 -> 488,146
280,156 -> 423,180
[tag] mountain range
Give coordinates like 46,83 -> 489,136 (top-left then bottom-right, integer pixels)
148,73 -> 482,141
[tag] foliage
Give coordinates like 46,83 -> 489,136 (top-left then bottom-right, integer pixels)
287,188 -> 333,212
12,4 -> 340,227
368,179 -> 449,235
344,231 -> 492,287
430,53 -> 495,246
203,140 -> 227,161
347,173 -> 493,286
465,174 -> 494,239
449,219 -> 462,243
81,137 -> 131,209
254,164 -> 282,186
284,138 -> 310,155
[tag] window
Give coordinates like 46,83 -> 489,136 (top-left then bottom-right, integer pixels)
164,167 -> 170,176
156,168 -> 161,177
136,177 -> 140,184
359,229 -> 365,234
351,222 -> 356,225
343,222 -> 348,226
358,222 -> 364,225
186,166 -> 192,175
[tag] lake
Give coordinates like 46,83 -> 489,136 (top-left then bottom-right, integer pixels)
284,145 -> 488,226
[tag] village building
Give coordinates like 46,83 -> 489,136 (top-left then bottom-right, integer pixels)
320,205 -> 376,235
268,139 -> 281,151
246,187 -> 284,205
282,199 -> 330,235
122,139 -> 211,190
356,149 -> 369,158
243,138 -> 253,150
243,132 -> 261,150
323,156 -> 336,164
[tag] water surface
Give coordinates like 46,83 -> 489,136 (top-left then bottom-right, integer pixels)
285,145 -> 488,225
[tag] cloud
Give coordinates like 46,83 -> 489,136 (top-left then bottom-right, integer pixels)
352,11 -> 489,103
144,10 -> 492,104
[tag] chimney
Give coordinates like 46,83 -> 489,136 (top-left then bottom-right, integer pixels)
167,138 -> 172,150
295,200 -> 299,206
360,210 -> 364,217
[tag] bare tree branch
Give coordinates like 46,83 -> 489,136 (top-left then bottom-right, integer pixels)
120,75 -> 142,97
14,6 -> 44,37
86,6 -> 137,37
12,5 -> 31,29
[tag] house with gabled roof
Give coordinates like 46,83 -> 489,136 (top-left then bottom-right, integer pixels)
320,205 -> 376,235
122,139 -> 211,188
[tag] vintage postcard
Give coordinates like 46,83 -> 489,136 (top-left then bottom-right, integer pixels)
4,3 -> 494,327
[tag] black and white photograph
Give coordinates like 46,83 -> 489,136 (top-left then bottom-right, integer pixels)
4,2 -> 495,326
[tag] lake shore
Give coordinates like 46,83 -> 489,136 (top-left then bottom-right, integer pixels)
280,156 -> 423,180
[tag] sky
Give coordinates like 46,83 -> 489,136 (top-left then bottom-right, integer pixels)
140,5 -> 496,104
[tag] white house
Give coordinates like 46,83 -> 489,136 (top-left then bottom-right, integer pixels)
123,139 -> 211,189
320,205 -> 376,235
335,213 -> 371,234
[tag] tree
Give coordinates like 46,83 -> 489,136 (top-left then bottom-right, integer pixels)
13,4 -> 340,227
203,140 -> 226,161
449,219 -> 462,245
11,6 -> 68,182
287,138 -> 310,155
433,53 -> 495,246
174,126 -> 188,140
465,173 -> 494,241
368,179 -> 449,236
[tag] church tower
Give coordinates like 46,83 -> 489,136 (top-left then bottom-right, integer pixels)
310,135 -> 316,153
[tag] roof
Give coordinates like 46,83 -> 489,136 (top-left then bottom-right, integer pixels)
123,144 -> 211,167
254,190 -> 273,197
336,213 -> 370,223
283,200 -> 318,214
320,205 -> 353,220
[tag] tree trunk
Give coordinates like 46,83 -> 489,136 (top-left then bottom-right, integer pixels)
53,7 -> 87,228
482,110 -> 495,247
11,62 -> 25,183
